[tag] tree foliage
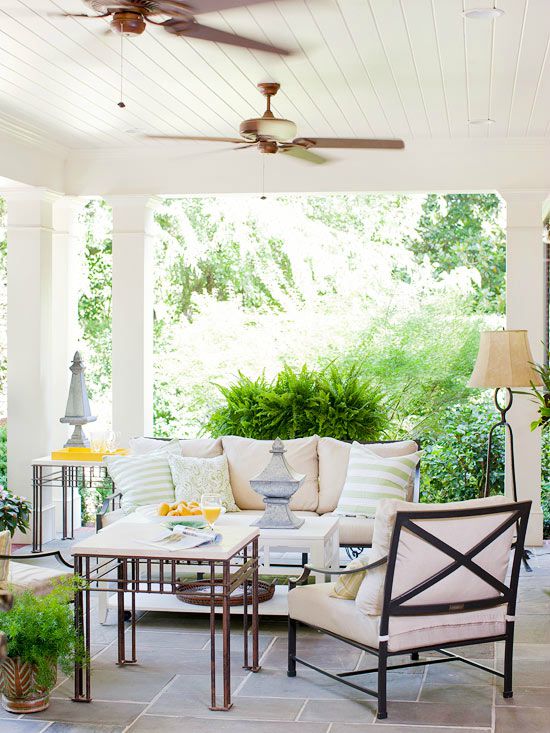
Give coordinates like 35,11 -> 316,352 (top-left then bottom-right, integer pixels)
404,194 -> 505,314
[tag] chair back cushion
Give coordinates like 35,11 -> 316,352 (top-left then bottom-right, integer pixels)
0,530 -> 10,590
221,435 -> 319,511
356,495 -> 513,616
334,442 -> 421,518
317,437 -> 419,514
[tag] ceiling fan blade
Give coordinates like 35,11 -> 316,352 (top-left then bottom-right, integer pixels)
48,12 -> 108,18
162,19 -> 290,55
188,0 -> 289,13
280,145 -> 327,165
145,135 -> 247,143
293,137 -> 405,150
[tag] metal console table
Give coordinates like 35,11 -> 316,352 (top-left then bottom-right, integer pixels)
31,456 -> 112,553
71,523 -> 261,711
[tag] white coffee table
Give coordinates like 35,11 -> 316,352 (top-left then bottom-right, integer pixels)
98,512 -> 340,620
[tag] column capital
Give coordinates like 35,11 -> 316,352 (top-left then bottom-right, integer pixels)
3,187 -> 64,230
498,189 -> 549,228
52,195 -> 83,233
104,194 -> 161,235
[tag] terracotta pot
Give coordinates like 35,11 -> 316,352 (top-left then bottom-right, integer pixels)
0,657 -> 55,713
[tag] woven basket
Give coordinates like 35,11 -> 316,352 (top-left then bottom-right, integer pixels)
176,578 -> 276,607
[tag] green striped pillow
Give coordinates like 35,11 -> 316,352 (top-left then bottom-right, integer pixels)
104,451 -> 176,514
334,442 -> 421,518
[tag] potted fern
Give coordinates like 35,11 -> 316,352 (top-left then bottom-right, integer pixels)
0,580 -> 85,713
526,359 -> 550,431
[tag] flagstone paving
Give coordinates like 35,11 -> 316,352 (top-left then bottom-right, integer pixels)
1,546 -> 549,733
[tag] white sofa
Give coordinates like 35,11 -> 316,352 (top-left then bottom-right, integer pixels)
97,435 -> 420,549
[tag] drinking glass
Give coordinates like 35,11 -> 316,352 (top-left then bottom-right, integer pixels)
200,493 -> 223,530
90,430 -> 106,454
105,430 -> 120,454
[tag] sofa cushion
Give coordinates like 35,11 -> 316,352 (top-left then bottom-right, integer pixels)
289,580 -> 506,652
168,453 -> 239,512
356,495 -> 513,617
0,530 -> 10,590
317,438 -> 419,514
334,442 -> 421,518
104,451 -> 176,513
222,436 -> 319,511
8,562 -> 73,596
130,436 -> 223,458
324,514 -> 374,546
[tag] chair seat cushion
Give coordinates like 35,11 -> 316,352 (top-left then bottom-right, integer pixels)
8,562 -> 72,596
101,507 -> 125,527
288,581 -> 506,653
324,513 -> 374,545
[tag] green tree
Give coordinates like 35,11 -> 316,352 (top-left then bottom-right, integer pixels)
404,194 -> 505,314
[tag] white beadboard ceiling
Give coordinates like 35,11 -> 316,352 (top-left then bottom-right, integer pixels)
0,0 -> 549,150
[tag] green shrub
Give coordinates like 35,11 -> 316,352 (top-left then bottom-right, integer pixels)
205,363 -> 389,441
419,398 -> 504,505
0,425 -> 6,488
0,580 -> 86,690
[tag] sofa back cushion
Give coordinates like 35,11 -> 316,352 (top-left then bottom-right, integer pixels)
355,494 -> 513,617
104,450 -> 176,514
222,435 -> 319,511
129,436 -> 223,459
317,437 -> 419,514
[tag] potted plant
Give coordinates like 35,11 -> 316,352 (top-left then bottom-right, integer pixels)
0,488 -> 30,537
0,580 -> 85,713
526,359 -> 550,431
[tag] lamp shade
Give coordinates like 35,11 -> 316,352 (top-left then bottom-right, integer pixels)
468,330 -> 543,388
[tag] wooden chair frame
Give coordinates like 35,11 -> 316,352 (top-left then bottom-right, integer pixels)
288,500 -> 531,720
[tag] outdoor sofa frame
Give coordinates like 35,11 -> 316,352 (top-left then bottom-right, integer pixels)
288,499 -> 530,720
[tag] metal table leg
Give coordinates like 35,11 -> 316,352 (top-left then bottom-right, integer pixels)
73,555 -> 91,703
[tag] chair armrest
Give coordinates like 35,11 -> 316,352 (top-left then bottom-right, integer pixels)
289,556 -> 388,590
0,550 -> 74,569
96,491 -> 123,531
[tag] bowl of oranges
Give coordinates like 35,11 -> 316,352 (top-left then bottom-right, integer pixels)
136,500 -> 221,529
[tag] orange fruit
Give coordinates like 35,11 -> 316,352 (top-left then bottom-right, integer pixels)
170,502 -> 179,510
158,502 -> 170,517
189,501 -> 200,508
179,507 -> 192,516
190,507 -> 203,516
167,509 -> 179,516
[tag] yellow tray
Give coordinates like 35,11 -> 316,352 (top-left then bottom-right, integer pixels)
50,447 -> 129,462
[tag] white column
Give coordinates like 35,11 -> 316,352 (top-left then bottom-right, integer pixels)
106,195 -> 158,446
501,190 -> 547,546
51,197 -> 82,449
5,188 -> 58,539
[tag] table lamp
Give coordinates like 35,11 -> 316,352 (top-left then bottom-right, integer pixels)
468,329 -> 543,501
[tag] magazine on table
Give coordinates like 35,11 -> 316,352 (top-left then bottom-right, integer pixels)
134,524 -> 222,551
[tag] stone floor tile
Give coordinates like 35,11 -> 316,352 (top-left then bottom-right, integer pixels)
299,699 -> 376,722
146,673 -> 247,714
331,725 -> 489,733
197,696 -> 306,721
128,630 -> 211,650
262,647 -> 362,671
514,615 -> 550,643
128,717 -> 329,733
420,683 -> 493,705
497,642 -> 550,660
28,700 -> 146,727
424,659 -> 496,686
495,706 -> 550,732
496,687 -> 550,707
56,661 -> 175,704
375,699 -> 492,728
425,643 -> 495,660
0,720 -> 49,732
41,725 -> 124,733
495,659 -> 550,688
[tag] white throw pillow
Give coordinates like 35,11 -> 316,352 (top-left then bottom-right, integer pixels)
104,451 -> 176,514
334,442 -> 421,518
168,454 -> 239,512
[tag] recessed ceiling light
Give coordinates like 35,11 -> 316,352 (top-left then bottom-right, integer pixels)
468,118 -> 495,126
463,7 -> 504,20
124,128 -> 139,134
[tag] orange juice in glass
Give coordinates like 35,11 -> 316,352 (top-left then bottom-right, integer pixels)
200,494 -> 223,529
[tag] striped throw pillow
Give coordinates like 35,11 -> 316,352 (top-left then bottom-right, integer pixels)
104,451 -> 176,514
0,530 -> 10,590
330,555 -> 369,600
334,442 -> 421,518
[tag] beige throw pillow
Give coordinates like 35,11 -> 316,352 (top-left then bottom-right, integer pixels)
168,454 -> 239,512
0,529 -> 11,590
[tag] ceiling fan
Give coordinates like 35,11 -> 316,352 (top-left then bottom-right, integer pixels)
56,0 -> 290,54
146,82 -> 405,164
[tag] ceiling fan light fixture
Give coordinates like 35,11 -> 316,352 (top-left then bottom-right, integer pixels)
463,7 -> 504,20
239,117 -> 297,143
110,11 -> 147,35
468,117 -> 496,126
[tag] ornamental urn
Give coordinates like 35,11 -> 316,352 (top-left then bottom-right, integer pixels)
59,351 -> 97,448
249,438 -> 305,529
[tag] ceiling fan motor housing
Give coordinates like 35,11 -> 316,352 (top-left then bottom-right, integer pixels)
110,11 -> 147,35
239,117 -> 297,142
